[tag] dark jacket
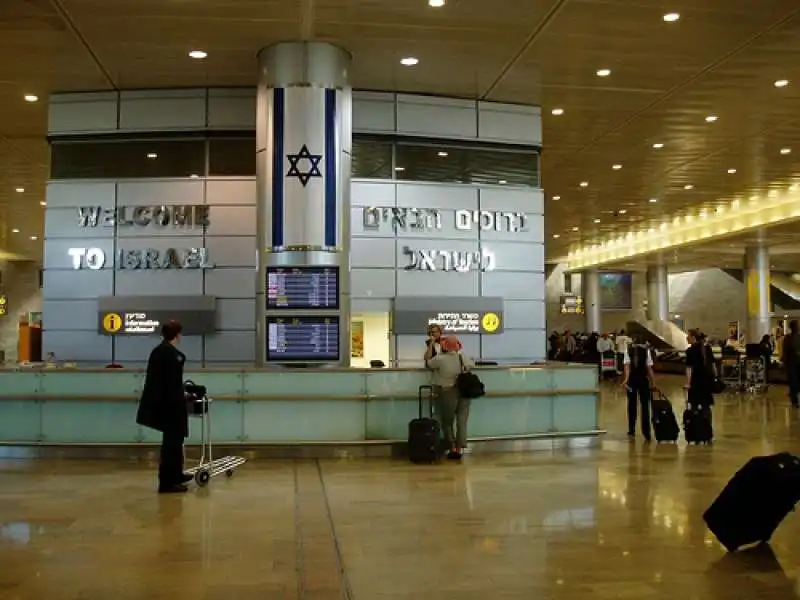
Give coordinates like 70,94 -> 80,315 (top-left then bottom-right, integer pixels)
136,341 -> 188,437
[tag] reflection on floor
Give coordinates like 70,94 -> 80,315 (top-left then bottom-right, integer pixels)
2,376 -> 800,599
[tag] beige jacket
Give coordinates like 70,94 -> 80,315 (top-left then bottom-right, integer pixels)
426,351 -> 475,388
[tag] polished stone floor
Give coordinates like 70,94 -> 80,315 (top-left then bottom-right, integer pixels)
3,377 -> 800,599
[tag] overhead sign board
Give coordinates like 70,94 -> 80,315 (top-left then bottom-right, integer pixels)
97,296 -> 216,336
392,296 -> 504,335
0,294 -> 6,317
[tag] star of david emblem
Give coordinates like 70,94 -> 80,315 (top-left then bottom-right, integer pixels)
286,144 -> 323,187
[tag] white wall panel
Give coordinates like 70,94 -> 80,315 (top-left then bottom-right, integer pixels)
396,183 -> 478,211
216,299 -> 256,330
119,89 -> 206,131
49,92 -> 119,134
46,209 -> 114,239
46,182 -> 116,210
482,271 -> 545,301
44,270 -> 113,299
206,205 -> 257,236
477,102 -> 542,146
351,268 -> 396,298
481,329 -> 546,362
204,269 -> 256,298
117,180 -> 204,207
480,214 -> 544,243
43,331 -> 112,363
207,88 -> 256,129
397,270 -> 479,297
351,181 -> 396,207
483,242 -> 544,272
351,238 -> 396,268
204,236 -> 256,268
480,187 -> 544,215
396,95 -> 477,139
44,238 -> 115,270
114,270 -> 204,296
503,299 -> 546,330
353,92 -> 396,133
205,179 -> 257,205
42,300 -> 97,331
351,298 -> 392,312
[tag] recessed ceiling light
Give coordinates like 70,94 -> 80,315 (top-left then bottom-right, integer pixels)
498,180 -> 507,185
780,148 -> 792,155
437,151 -> 448,157
593,218 -> 601,224
663,12 -> 680,22
553,234 -> 560,239
400,57 -> 419,66
428,0 -> 445,6
649,198 -> 658,203
684,184 -> 694,190
579,181 -> 589,187
189,50 -> 207,59
572,226 -> 579,231
652,143 -> 664,149
612,164 -> 622,170
551,108 -> 564,116
395,166 -> 405,171
11,228 -> 19,233
619,209 -> 628,214
23,94 -> 38,103
774,79 -> 789,88
15,187 -> 24,193
552,195 -> 561,201
30,236 -> 38,241
39,201 -> 46,206
190,174 -> 200,179
727,168 -> 737,174
705,115 -> 718,122
596,69 -> 611,77
146,152 -> 158,159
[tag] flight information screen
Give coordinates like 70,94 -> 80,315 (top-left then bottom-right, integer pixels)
267,316 -> 340,361
266,266 -> 339,310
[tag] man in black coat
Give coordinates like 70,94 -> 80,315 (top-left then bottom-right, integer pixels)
136,321 -> 190,493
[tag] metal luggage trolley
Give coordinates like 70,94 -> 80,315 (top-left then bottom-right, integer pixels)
719,355 -> 744,392
743,356 -> 767,394
183,380 -> 246,487
600,351 -> 618,380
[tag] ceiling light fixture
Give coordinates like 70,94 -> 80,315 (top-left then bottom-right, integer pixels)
11,228 -> 19,233
553,234 -> 560,239
395,166 -> 405,171
684,184 -> 694,190
30,236 -> 38,241
652,143 -> 664,149
437,151 -> 449,157
552,195 -> 561,201
774,79 -> 789,88
400,57 -> 419,66
780,148 -> 792,155
498,180 -> 507,185
727,168 -> 737,174
663,12 -> 680,22
596,69 -> 611,77
649,198 -> 658,203
579,181 -> 589,188
24,94 -> 39,103
551,108 -> 564,116
705,115 -> 718,122
146,152 -> 158,159
40,201 -> 46,206
190,174 -> 200,179
188,50 -> 208,59
594,219 -> 601,224
612,164 -> 622,170
428,0 -> 445,6
619,209 -> 627,214
15,187 -> 24,193
572,226 -> 579,231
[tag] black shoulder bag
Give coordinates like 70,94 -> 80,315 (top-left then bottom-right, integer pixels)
456,355 -> 486,399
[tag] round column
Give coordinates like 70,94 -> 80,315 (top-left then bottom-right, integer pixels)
256,42 -> 353,365
744,245 -> 771,342
582,269 -> 601,333
645,264 -> 669,321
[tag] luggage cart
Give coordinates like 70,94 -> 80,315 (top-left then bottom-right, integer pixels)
743,356 -> 767,394
601,351 -> 618,380
719,356 -> 744,393
183,381 -> 246,487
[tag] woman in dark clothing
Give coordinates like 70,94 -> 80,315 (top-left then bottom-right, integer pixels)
759,334 -> 773,384
685,329 -> 716,408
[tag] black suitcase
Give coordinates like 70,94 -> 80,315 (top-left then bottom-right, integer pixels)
408,385 -> 440,464
703,453 -> 800,551
651,391 -> 679,443
684,404 -> 713,444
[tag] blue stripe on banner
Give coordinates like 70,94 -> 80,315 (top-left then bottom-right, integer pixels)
272,88 -> 285,248
324,88 -> 337,248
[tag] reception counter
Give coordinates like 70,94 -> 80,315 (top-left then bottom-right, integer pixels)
0,363 -> 601,456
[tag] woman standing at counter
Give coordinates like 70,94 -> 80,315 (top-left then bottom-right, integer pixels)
424,324 -> 444,362
424,334 -> 475,460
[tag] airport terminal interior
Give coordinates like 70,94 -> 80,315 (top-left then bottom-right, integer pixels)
2,0 -> 800,598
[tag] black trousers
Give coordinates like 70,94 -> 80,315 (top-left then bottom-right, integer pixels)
159,430 -> 185,487
627,384 -> 651,440
787,366 -> 800,407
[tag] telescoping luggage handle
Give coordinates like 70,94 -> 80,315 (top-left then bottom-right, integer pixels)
418,385 -> 434,419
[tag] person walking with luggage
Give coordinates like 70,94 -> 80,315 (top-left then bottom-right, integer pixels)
424,335 -> 475,460
136,321 -> 191,494
684,329 -> 716,444
620,336 -> 656,441
782,320 -> 800,407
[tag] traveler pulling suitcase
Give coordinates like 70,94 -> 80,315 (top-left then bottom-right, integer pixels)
703,452 -> 800,551
408,385 -> 441,464
650,390 -> 680,443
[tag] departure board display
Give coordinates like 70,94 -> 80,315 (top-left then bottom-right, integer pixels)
267,316 -> 340,361
266,267 -> 339,310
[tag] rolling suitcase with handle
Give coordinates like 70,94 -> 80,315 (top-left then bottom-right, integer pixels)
703,452 -> 800,551
650,390 -> 680,443
408,385 -> 440,464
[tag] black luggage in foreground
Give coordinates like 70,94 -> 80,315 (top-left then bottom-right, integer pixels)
650,390 -> 679,443
703,452 -> 800,552
408,385 -> 440,464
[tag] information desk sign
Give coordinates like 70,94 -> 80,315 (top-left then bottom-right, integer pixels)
267,316 -> 340,362
267,266 -> 339,310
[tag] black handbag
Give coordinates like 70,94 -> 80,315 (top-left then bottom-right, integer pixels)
184,380 -> 208,415
456,355 -> 485,399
